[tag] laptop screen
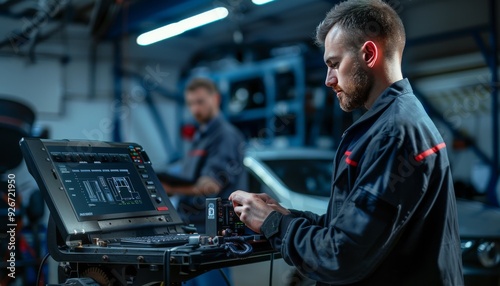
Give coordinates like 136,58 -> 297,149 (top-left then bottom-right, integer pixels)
21,138 -> 184,237
48,144 -> 160,221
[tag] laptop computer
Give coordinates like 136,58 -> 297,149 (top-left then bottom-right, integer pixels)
20,138 -> 193,247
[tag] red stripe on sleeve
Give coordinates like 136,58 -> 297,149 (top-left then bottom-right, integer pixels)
414,142 -> 446,162
344,151 -> 358,166
345,157 -> 358,167
190,149 -> 207,156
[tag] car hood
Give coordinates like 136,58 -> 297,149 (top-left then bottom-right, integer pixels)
279,192 -> 328,215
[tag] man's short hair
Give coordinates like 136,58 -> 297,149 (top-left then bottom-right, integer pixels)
185,77 -> 218,95
315,0 -> 405,57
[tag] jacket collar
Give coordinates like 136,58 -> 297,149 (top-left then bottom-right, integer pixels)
198,115 -> 223,137
344,78 -> 412,134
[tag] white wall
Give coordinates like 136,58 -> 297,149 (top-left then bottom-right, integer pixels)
0,33 -> 186,165
0,57 -> 62,114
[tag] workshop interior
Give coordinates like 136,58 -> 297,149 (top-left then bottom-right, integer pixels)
0,0 -> 499,285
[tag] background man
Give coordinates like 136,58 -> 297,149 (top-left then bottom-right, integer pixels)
162,77 -> 247,286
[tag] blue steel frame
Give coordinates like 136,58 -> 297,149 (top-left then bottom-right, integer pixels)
112,60 -> 184,163
405,3 -> 499,205
195,55 -> 306,147
486,0 -> 499,205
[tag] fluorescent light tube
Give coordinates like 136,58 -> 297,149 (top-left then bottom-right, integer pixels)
137,7 -> 229,46
252,0 -> 275,5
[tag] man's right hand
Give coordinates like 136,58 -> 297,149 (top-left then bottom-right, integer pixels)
229,191 -> 290,233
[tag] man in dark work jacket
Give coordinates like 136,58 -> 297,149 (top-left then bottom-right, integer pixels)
163,77 -> 247,286
230,0 -> 464,285
163,77 -> 247,233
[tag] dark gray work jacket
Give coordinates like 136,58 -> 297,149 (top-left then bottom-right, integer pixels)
261,79 -> 464,286
177,115 -> 247,233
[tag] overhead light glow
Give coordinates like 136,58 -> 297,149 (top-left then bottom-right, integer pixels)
252,0 -> 275,5
137,7 -> 229,46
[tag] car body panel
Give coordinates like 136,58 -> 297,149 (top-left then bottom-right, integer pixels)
457,198 -> 500,239
245,148 -> 333,215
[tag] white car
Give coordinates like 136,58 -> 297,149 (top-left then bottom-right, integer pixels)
244,148 -> 333,215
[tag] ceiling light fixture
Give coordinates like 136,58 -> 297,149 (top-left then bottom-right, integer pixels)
136,7 -> 229,46
252,0 -> 275,5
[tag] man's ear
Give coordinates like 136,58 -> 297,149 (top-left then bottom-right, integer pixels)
361,41 -> 378,68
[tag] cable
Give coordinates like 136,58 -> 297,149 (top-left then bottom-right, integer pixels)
163,237 -> 254,285
37,252 -> 51,286
269,253 -> 274,286
222,236 -> 253,258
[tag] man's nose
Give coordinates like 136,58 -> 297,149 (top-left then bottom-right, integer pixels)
325,69 -> 338,87
189,105 -> 200,115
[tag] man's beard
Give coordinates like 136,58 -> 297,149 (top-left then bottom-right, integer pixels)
337,59 -> 373,112
195,109 -> 216,125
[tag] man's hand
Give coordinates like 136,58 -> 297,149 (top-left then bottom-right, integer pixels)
229,191 -> 290,233
161,176 -> 221,196
161,182 -> 173,195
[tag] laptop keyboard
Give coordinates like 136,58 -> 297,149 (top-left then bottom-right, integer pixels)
119,234 -> 191,247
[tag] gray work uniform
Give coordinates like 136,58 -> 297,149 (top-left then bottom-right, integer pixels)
177,115 -> 247,233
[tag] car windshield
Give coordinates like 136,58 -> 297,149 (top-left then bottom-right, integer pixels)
262,158 -> 332,197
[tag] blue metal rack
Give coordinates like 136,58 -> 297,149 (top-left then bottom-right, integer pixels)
405,0 -> 499,205
188,55 -> 307,148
